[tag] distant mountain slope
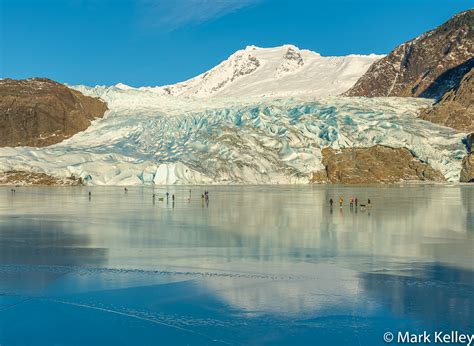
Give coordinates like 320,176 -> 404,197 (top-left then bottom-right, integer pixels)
420,59 -> 473,132
344,9 -> 473,98
0,78 -> 107,147
117,45 -> 383,98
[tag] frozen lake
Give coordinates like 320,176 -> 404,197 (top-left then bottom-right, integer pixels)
0,185 -> 473,345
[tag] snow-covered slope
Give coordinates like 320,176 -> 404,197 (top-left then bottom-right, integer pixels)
129,45 -> 383,98
0,86 -> 466,185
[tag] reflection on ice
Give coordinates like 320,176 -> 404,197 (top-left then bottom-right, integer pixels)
362,265 -> 474,329
0,185 -> 472,344
199,263 -> 365,316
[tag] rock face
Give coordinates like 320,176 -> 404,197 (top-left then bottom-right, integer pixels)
0,78 -> 107,147
0,171 -> 82,186
344,10 -> 473,98
312,146 -> 445,184
460,154 -> 474,182
419,62 -> 474,132
460,133 -> 474,183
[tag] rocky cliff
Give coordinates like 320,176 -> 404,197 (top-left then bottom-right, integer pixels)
312,146 -> 445,184
460,154 -> 474,182
344,10 -> 473,98
0,78 -> 107,147
460,133 -> 474,183
419,61 -> 473,132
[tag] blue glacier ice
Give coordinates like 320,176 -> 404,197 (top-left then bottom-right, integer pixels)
0,86 -> 467,185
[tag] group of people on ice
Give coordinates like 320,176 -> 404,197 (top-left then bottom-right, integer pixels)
329,197 -> 371,209
119,188 -> 210,206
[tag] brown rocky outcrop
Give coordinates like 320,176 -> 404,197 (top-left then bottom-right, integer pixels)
312,146 -> 445,184
0,171 -> 82,186
344,10 -> 473,98
0,78 -> 107,147
460,133 -> 474,182
460,154 -> 474,182
419,63 -> 473,132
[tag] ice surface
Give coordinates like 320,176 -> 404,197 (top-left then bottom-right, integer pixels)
0,185 -> 472,344
0,88 -> 466,185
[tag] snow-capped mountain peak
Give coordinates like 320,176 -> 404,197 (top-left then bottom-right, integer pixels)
275,45 -> 305,78
114,82 -> 134,90
138,45 -> 383,98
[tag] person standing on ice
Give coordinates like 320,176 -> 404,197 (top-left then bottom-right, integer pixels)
329,198 -> 333,207
355,197 -> 358,207
339,196 -> 344,207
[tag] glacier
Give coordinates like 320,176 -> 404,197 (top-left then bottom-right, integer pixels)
0,85 -> 467,185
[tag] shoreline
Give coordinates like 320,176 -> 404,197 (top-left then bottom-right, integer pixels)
1,182 -> 472,188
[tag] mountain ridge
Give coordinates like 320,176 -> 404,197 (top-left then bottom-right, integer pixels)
344,9 -> 473,98
110,45 -> 383,98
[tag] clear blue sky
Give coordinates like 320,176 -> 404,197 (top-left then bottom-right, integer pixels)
1,0 -> 472,87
